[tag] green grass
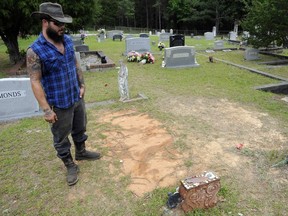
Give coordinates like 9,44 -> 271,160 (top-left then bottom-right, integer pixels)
1,34 -> 288,215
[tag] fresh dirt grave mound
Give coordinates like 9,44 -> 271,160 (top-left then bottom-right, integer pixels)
99,110 -> 186,197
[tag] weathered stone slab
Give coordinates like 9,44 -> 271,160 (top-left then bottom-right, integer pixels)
125,38 -> 151,55
0,78 -> 40,121
164,46 -> 200,68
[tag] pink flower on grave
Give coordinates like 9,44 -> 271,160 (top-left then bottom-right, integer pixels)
127,51 -> 141,62
127,51 -> 155,64
141,52 -> 155,64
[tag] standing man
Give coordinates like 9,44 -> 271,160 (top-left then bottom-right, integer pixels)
27,2 -> 101,186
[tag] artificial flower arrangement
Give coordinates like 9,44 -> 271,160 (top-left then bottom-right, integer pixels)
127,51 -> 155,64
158,41 -> 165,51
127,51 -> 142,62
140,52 -> 155,64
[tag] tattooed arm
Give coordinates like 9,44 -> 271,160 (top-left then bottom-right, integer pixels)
26,48 -> 57,123
75,56 -> 85,98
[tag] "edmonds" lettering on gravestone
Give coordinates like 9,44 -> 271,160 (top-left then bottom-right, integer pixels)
0,90 -> 26,100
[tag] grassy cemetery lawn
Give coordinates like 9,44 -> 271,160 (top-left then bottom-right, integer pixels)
0,34 -> 288,215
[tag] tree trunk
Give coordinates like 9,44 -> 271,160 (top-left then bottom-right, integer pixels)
215,8 -> 220,35
146,0 -> 149,28
0,31 -> 21,65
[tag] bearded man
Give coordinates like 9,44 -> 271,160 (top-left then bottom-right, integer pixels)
26,2 -> 101,186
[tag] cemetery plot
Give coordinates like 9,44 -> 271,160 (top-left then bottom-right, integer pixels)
76,51 -> 115,71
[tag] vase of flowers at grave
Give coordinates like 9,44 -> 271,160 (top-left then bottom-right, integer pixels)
127,51 -> 141,62
140,52 -> 155,64
158,42 -> 165,51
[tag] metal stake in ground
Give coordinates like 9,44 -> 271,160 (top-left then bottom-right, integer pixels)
118,60 -> 130,101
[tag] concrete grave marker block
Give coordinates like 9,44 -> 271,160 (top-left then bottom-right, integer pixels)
0,78 -> 40,121
164,46 -> 200,68
125,38 -> 151,55
214,40 -> 224,49
159,33 -> 172,42
229,31 -> 237,41
70,35 -> 83,46
204,32 -> 214,40
244,48 -> 260,61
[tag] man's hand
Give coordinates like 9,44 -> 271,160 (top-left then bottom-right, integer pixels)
43,108 -> 58,123
80,84 -> 85,98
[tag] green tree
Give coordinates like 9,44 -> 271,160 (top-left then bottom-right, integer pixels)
0,0 -> 97,65
58,0 -> 98,32
117,0 -> 135,27
0,0 -> 40,64
190,0 -> 246,33
241,0 -> 288,48
166,0 -> 196,29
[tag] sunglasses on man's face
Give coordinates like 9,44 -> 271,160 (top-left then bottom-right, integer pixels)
49,19 -> 65,27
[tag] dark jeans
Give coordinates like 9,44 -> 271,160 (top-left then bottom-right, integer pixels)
51,99 -> 87,159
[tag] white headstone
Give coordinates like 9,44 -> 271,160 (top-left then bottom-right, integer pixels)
0,78 -> 40,121
98,33 -> 105,42
161,29 -> 165,33
212,26 -> 217,36
242,31 -> 250,39
204,32 -> 214,40
159,33 -> 172,42
229,31 -> 237,40
233,23 -> 239,36
125,38 -> 151,55
244,48 -> 260,61
164,46 -> 200,68
214,40 -> 224,49
70,35 -> 82,46
170,29 -> 173,34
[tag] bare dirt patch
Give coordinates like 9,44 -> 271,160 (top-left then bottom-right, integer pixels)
98,110 -> 186,197
88,96 -> 287,213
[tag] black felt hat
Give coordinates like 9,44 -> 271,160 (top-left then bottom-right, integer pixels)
31,2 -> 72,23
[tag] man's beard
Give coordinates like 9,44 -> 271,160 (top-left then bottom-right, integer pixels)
46,26 -> 64,43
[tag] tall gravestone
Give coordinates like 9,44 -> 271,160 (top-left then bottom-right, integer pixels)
164,46 -> 200,68
233,22 -> 239,36
212,26 -> 217,37
125,38 -> 151,55
0,78 -> 40,121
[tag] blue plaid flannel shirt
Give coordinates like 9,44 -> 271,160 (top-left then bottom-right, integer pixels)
30,33 -> 80,109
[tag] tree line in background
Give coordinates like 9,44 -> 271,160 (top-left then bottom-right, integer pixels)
0,0 -> 288,64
